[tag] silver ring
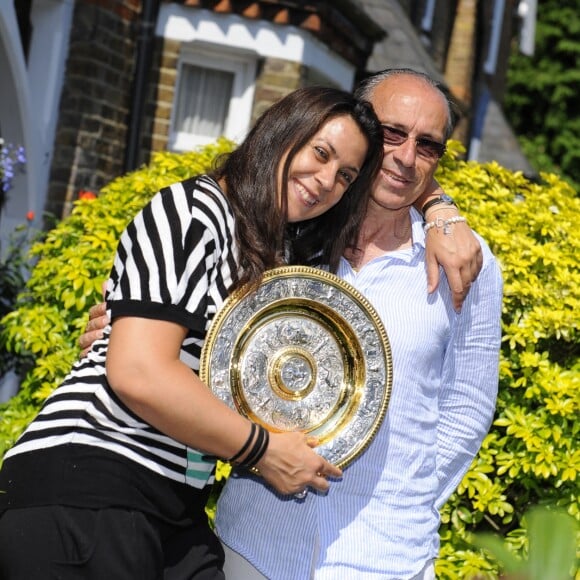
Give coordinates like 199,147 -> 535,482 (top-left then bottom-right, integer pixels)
294,489 -> 308,499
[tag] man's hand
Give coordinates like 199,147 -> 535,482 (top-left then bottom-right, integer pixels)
425,213 -> 483,311
79,302 -> 108,357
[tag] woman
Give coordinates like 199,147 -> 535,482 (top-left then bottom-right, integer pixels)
0,87 -> 384,579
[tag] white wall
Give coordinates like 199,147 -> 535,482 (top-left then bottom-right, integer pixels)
0,1 -> 40,250
0,0 -> 73,250
158,5 -> 356,91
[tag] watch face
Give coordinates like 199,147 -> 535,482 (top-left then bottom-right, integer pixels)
441,194 -> 454,203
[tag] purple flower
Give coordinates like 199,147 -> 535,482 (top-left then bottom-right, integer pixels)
0,141 -> 26,194
16,146 -> 26,165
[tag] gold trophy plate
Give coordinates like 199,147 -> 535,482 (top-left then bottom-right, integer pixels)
200,266 -> 393,468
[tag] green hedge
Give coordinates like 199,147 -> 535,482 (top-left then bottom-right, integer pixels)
435,143 -> 579,578
1,139 -> 578,578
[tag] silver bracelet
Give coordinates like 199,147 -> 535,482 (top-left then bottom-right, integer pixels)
423,216 -> 467,235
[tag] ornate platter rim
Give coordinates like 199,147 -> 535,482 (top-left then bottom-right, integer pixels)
200,265 -> 393,468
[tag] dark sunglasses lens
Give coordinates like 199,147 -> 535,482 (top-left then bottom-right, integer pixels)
417,140 -> 446,159
382,126 -> 406,145
383,125 -> 445,158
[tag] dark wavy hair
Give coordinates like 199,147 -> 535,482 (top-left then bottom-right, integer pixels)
212,86 -> 383,288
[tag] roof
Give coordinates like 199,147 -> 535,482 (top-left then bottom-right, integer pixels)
355,0 -> 443,80
179,0 -> 384,68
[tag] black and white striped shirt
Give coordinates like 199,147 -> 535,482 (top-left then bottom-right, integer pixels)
4,176 -> 238,491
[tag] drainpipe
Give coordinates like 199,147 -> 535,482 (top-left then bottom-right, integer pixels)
124,0 -> 160,173
483,0 -> 505,76
468,0 -> 505,161
420,0 -> 436,35
518,0 -> 537,56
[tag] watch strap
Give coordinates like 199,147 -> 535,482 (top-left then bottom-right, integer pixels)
421,195 -> 456,217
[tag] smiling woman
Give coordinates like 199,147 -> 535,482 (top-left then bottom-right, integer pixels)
213,86 -> 384,285
0,86 -> 383,580
283,115 -> 368,221
283,115 -> 368,222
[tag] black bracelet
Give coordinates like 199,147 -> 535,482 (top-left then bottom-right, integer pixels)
244,427 -> 270,468
240,425 -> 266,467
228,422 -> 257,464
239,424 -> 270,468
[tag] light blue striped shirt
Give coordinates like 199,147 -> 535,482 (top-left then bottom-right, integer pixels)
216,208 -> 503,579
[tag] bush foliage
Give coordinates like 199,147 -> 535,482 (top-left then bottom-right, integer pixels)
504,0 -> 580,189
435,142 -> 579,579
0,139 -> 234,455
1,140 -> 578,578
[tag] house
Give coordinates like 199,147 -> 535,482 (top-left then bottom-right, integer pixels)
0,0 -> 536,247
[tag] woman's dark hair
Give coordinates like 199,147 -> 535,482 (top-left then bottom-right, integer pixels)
212,86 -> 383,288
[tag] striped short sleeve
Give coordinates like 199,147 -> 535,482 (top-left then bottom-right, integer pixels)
1,176 -> 238,490
106,176 -> 235,332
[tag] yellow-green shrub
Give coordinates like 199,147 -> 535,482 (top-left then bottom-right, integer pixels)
435,142 -> 579,579
0,140 -> 578,577
0,139 -> 234,456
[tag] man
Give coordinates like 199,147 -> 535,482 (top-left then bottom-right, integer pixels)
80,69 -> 501,579
214,69 -> 503,579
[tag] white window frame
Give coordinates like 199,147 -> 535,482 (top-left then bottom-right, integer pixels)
169,45 -> 257,151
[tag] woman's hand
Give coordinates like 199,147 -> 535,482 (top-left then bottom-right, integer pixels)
257,433 -> 342,496
424,207 -> 483,311
416,181 -> 483,311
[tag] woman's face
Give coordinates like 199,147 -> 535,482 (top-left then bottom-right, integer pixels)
279,115 -> 368,223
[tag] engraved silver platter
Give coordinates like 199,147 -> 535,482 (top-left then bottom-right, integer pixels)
200,266 -> 393,468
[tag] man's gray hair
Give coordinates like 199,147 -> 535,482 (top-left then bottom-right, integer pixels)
354,68 -> 455,140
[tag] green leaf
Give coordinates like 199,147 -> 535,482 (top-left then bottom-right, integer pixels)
471,534 -> 525,575
527,507 -> 578,580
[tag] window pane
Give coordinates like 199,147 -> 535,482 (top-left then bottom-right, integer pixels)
174,65 -> 234,139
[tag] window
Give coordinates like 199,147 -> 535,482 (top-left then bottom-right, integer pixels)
173,65 -> 233,141
170,47 -> 256,150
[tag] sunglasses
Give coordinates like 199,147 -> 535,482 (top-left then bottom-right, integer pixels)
381,125 -> 446,160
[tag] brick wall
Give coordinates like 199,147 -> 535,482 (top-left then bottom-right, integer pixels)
46,0 -> 140,218
251,58 -> 305,125
144,37 -> 178,156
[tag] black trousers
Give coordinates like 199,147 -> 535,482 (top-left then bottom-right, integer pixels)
0,505 -> 225,580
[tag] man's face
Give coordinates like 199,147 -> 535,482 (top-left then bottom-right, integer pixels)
369,75 -> 449,211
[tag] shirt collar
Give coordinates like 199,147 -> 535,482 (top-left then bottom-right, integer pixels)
410,206 -> 426,250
